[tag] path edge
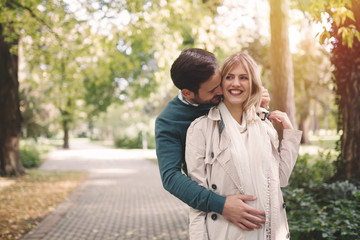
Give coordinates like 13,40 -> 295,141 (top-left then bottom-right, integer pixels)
21,173 -> 91,240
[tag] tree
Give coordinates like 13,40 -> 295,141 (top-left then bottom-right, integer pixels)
293,35 -> 335,144
19,1 -> 130,149
5,0 -> 85,149
0,0 -> 49,176
0,24 -> 25,176
295,0 -> 360,180
88,0 -> 228,143
269,0 -> 297,140
0,0 -> 88,171
31,15 -> 89,149
331,0 -> 360,180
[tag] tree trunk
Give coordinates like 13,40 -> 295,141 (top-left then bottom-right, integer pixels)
142,129 -> 148,150
297,94 -> 311,144
0,24 -> 25,176
332,0 -> 360,180
312,101 -> 319,134
269,0 -> 297,141
61,62 -> 71,149
299,114 -> 311,145
63,119 -> 69,149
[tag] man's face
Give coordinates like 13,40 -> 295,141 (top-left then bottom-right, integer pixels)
189,69 -> 223,105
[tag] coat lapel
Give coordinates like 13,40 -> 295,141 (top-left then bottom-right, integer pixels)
208,106 -> 244,194
212,122 -> 245,194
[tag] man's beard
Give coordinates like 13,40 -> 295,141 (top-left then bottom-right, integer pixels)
192,95 -> 222,105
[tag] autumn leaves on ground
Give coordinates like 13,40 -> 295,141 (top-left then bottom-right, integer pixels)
0,170 -> 87,240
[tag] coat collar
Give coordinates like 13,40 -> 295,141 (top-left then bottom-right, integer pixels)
208,106 -> 225,136
207,105 -> 221,121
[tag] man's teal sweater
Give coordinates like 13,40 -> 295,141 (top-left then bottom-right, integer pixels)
155,96 -> 225,214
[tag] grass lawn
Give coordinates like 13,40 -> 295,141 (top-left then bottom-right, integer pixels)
299,132 -> 340,156
0,170 -> 87,240
309,133 -> 340,149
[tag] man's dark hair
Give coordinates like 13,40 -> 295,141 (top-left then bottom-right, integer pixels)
170,48 -> 218,94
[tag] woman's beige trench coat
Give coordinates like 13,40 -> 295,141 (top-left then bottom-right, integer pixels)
185,106 -> 302,240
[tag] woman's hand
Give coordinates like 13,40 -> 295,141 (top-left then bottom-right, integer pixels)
269,110 -> 293,129
260,87 -> 270,109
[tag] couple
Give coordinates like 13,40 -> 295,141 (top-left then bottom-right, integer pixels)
155,48 -> 302,239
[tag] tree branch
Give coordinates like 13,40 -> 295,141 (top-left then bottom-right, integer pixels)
8,0 -> 62,44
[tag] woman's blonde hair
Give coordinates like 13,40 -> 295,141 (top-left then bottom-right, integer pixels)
220,52 -> 263,113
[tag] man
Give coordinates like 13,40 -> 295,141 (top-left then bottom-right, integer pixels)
155,48 -> 270,230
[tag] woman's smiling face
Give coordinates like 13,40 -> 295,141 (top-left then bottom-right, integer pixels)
222,63 -> 250,108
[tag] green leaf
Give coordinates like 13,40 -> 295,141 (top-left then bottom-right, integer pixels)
342,28 -> 347,44
338,27 -> 344,35
346,10 -> 355,21
345,29 -> 354,48
348,24 -> 356,29
319,29 -> 330,44
355,30 -> 360,42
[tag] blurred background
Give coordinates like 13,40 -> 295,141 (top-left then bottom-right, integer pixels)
1,0 -> 359,239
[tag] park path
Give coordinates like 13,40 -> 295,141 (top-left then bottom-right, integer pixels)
22,139 -> 189,240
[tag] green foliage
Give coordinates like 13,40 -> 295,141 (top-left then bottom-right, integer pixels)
294,0 -> 359,48
292,35 -> 336,134
114,133 -> 142,149
289,151 -> 336,188
20,143 -> 42,168
242,38 -> 271,87
284,152 -> 360,239
20,85 -> 55,139
285,182 -> 360,240
19,138 -> 59,168
114,131 -> 155,149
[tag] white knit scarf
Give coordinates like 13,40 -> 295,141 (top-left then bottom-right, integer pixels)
218,102 -> 277,239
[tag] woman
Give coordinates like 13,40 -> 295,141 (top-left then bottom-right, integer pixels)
185,53 -> 302,240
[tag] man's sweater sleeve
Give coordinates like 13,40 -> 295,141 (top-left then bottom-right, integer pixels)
155,117 -> 225,214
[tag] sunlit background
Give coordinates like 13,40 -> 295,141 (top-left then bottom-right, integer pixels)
1,0 -> 359,239
16,0 -> 337,149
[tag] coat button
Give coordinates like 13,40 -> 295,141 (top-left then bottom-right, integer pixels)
283,202 -> 286,209
286,232 -> 290,239
211,184 -> 217,190
211,152 -> 214,158
211,213 -> 217,220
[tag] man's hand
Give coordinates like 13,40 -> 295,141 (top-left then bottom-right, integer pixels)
260,87 -> 270,109
222,194 -> 266,231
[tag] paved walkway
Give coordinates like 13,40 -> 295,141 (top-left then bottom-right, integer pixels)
22,139 -> 189,240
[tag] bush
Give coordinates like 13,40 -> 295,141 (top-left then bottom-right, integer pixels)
114,131 -> 155,149
20,144 -> 42,168
289,151 -> 336,188
114,133 -> 142,149
284,152 -> 360,240
284,182 -> 360,240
